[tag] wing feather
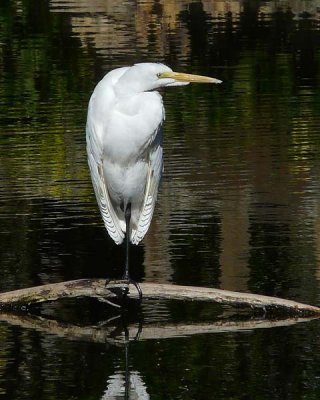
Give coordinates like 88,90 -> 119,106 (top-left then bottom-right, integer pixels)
86,123 -> 125,244
131,126 -> 163,244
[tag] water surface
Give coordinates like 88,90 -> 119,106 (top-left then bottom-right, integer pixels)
0,1 -> 320,399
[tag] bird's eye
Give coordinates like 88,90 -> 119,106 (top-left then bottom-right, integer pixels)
157,73 -> 161,78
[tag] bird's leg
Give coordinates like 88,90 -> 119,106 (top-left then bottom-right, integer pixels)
123,206 -> 143,300
105,203 -> 142,301
123,203 -> 142,300
123,202 -> 131,281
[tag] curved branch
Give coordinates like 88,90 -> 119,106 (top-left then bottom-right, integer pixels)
0,279 -> 319,317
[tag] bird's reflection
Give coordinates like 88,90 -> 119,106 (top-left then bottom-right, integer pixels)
101,322 -> 149,400
0,299 -> 314,400
102,369 -> 149,400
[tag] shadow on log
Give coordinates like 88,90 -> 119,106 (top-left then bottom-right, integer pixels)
0,279 -> 319,317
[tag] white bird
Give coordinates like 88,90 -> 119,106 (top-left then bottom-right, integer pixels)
86,62 -> 221,295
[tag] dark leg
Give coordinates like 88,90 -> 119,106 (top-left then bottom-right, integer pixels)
105,203 -> 142,302
123,203 -> 142,300
123,203 -> 131,280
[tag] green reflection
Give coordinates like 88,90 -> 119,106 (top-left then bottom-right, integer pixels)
0,1 -> 320,399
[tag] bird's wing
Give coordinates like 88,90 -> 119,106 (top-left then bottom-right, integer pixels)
86,122 -> 125,245
131,125 -> 163,245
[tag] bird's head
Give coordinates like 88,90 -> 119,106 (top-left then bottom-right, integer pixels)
116,63 -> 222,93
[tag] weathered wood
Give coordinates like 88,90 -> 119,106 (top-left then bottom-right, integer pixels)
0,279 -> 319,317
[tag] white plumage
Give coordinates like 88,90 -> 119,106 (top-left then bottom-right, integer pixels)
86,62 -> 221,281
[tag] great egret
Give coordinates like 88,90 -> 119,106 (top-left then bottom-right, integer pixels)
86,62 -> 221,297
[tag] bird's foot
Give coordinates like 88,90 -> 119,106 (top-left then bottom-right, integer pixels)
105,278 -> 142,302
128,279 -> 143,301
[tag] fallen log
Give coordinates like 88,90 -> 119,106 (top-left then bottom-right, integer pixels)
0,279 -> 319,317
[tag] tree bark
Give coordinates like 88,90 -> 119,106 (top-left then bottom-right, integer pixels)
0,279 -> 319,317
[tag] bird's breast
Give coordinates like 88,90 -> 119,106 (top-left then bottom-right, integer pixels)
102,91 -> 164,164
103,159 -> 148,201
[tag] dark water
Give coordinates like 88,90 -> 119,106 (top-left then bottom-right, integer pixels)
1,0 -> 320,398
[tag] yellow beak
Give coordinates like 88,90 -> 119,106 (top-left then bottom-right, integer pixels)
159,71 -> 222,84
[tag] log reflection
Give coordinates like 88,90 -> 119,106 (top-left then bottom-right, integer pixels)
0,311 -> 316,344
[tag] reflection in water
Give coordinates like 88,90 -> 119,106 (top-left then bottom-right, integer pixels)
103,371 -> 149,400
102,338 -> 150,400
0,307 -> 318,400
103,319 -> 147,400
1,1 -> 320,399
